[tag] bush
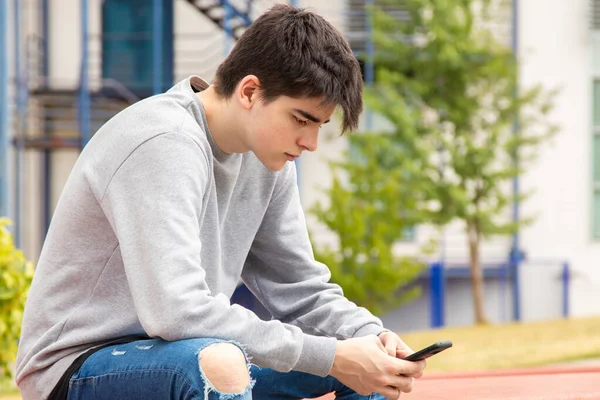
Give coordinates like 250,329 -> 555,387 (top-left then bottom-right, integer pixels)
0,218 -> 33,386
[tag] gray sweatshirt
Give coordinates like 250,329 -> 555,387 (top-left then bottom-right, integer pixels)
15,76 -> 384,399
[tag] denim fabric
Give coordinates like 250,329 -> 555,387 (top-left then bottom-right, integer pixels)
66,337 -> 385,400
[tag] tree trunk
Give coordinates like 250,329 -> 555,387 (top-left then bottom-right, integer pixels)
467,221 -> 488,324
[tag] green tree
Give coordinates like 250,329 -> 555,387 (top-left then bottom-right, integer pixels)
311,133 -> 429,316
363,0 -> 557,324
0,218 -> 33,387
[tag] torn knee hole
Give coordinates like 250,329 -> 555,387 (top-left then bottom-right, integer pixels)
199,342 -> 251,393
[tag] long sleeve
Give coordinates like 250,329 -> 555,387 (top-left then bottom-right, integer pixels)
242,162 -> 385,342
100,132 -> 337,376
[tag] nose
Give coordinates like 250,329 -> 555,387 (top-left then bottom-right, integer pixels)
298,129 -> 318,152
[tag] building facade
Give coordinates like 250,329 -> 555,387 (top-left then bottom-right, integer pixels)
1,0 -> 597,331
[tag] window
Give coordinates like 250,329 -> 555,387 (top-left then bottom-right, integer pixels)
345,0 -> 409,82
102,0 -> 174,98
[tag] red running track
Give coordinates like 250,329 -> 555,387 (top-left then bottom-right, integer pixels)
308,365 -> 600,399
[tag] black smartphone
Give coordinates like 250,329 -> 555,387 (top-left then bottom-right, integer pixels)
403,341 -> 453,361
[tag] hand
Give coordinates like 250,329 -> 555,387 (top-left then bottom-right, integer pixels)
378,330 -> 421,361
329,335 -> 426,399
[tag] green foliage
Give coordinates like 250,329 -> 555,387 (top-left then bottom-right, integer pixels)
313,0 -> 557,322
0,218 -> 33,386
367,0 -> 558,237
311,133 -> 428,316
359,0 -> 558,323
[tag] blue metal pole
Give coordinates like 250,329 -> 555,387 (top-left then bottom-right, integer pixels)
153,0 -> 164,95
510,0 -> 521,322
562,262 -> 570,318
21,1 -> 30,241
499,262 -> 507,322
79,0 -> 91,147
429,262 -> 445,328
14,0 -> 24,247
43,152 -> 51,236
223,0 -> 233,55
41,0 -> 51,237
42,0 -> 49,79
0,0 -> 9,218
365,0 -> 374,131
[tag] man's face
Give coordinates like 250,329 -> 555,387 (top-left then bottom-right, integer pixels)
245,95 -> 336,171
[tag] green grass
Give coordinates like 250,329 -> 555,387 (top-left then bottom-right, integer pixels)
0,390 -> 19,400
2,316 -> 599,399
398,316 -> 600,373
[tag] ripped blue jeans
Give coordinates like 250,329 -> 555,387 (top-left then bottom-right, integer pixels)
66,337 -> 384,400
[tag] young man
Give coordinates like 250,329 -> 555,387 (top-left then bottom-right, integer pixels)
16,4 -> 426,400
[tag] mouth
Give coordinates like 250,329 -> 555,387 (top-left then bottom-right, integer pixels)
285,153 -> 299,161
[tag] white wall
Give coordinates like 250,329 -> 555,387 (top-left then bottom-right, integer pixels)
48,0 -> 102,89
174,0 -> 225,82
518,0 -> 600,317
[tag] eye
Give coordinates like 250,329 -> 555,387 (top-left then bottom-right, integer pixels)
294,116 -> 308,126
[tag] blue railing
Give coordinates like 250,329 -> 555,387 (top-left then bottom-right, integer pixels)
427,259 -> 570,328
153,0 -> 165,96
0,0 -> 8,219
79,0 -> 91,147
232,259 -> 571,330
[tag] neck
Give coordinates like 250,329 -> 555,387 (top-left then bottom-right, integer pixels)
197,86 -> 249,154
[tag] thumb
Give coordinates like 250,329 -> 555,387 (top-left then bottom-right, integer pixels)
384,340 -> 396,357
395,338 -> 414,359
377,332 -> 397,357
396,347 -> 413,359
374,337 -> 387,354
396,349 -> 414,358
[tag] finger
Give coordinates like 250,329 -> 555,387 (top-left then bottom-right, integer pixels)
386,375 -> 414,393
396,347 -> 412,359
410,369 -> 424,379
384,341 -> 397,357
375,338 -> 387,354
378,385 -> 403,399
395,340 -> 414,359
416,359 -> 427,376
399,360 -> 426,378
390,358 -> 426,377
394,336 -> 411,350
410,359 -> 426,378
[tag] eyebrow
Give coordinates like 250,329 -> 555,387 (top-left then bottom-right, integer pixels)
293,109 -> 330,124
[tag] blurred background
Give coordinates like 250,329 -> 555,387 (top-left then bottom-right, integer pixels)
1,0 -> 600,395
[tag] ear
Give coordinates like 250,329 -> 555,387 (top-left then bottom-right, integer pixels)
236,75 -> 261,110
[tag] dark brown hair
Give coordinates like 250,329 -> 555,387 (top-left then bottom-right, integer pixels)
213,4 -> 363,133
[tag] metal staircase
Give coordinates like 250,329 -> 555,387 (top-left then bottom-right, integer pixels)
21,33 -> 138,150
4,0 -> 292,254
186,0 -> 253,40
24,89 -> 134,150
19,0 -> 279,152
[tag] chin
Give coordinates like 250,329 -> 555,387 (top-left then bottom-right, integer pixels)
261,159 -> 287,172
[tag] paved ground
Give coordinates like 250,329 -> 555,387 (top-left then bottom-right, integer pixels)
410,365 -> 600,399
308,363 -> 600,399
